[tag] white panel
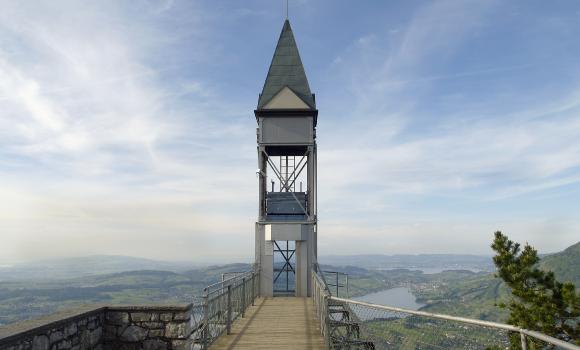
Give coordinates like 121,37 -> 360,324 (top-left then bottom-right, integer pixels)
270,224 -> 302,241
265,224 -> 272,241
261,117 -> 312,144
263,87 -> 310,109
301,224 -> 313,240
264,240 -> 273,256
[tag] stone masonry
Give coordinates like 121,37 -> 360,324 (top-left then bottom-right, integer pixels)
0,305 -> 195,350
103,306 -> 194,350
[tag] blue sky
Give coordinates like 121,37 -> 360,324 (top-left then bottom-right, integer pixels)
1,0 -> 579,263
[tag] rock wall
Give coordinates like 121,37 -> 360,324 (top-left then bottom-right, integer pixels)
103,305 -> 194,350
0,307 -> 105,350
0,305 -> 194,350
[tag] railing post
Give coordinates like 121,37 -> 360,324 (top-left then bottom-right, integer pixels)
336,272 -> 339,297
242,277 -> 246,318
324,294 -> 331,350
202,290 -> 208,350
520,332 -> 528,350
251,273 -> 255,306
227,284 -> 232,335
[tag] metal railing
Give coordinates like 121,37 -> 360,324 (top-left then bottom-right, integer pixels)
324,270 -> 349,298
330,297 -> 579,350
311,263 -> 579,350
312,263 -> 332,348
194,269 -> 260,349
220,271 -> 248,282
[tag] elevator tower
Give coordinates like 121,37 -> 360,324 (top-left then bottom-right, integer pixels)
254,20 -> 318,297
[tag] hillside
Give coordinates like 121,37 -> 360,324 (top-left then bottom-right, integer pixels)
0,263 -> 250,325
416,273 -> 510,321
540,241 -> 580,287
320,254 -> 494,271
0,255 -> 199,281
0,242 -> 576,326
415,240 -> 580,322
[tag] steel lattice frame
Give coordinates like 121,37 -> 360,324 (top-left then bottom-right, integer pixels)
273,240 -> 296,294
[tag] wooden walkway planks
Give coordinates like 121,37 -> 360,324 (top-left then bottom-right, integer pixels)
209,297 -> 325,350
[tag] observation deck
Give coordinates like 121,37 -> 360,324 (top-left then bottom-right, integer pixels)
210,297 -> 324,350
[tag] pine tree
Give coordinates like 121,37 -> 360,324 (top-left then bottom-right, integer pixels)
491,231 -> 579,348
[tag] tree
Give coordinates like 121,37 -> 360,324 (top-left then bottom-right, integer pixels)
491,231 -> 579,348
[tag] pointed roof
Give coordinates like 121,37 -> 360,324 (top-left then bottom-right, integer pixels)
257,20 -> 315,110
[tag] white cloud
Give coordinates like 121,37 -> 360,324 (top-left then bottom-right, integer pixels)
315,0 -> 580,254
0,1 -> 259,262
320,0 -> 580,200
0,1 -> 578,263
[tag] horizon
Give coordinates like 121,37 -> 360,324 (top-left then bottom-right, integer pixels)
3,242 -> 579,266
1,1 -> 580,262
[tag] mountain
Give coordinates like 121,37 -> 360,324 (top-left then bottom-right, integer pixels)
0,255 -> 199,281
0,263 -> 251,325
415,241 -> 580,322
539,241 -> 580,287
417,273 -> 510,321
0,243 -> 575,326
320,254 -> 494,271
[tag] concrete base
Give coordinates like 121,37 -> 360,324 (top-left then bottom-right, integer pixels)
255,222 -> 315,297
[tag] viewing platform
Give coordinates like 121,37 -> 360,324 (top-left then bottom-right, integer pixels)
210,297 -> 324,350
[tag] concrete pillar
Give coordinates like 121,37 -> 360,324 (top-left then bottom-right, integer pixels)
255,223 -> 273,297
295,241 -> 308,297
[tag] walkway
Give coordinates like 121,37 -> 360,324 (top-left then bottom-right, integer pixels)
209,297 -> 325,350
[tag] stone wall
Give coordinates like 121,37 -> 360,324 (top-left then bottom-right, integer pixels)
0,305 -> 195,350
103,305 -> 194,350
0,307 -> 105,350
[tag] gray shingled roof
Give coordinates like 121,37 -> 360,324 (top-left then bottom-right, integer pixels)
257,20 -> 315,110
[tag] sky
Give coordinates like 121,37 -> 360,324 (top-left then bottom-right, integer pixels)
1,0 -> 579,264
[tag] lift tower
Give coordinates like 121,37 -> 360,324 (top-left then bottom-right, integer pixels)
254,20 -> 318,297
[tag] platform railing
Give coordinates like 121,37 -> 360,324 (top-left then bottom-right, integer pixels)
330,296 -> 579,350
312,263 -> 332,349
196,268 -> 260,349
323,270 -> 349,298
311,263 -> 579,350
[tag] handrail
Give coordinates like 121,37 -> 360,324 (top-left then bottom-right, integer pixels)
196,268 -> 260,349
313,262 -> 331,293
221,271 -> 248,281
331,296 -> 580,350
311,262 -> 332,349
203,270 -> 254,296
323,270 -> 349,298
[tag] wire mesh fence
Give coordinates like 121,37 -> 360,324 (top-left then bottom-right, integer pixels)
330,297 -> 578,350
194,270 -> 259,349
311,263 -> 578,350
335,299 -> 509,349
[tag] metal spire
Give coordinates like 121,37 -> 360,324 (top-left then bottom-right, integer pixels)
286,0 -> 289,19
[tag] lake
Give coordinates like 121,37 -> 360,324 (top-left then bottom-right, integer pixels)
374,267 -> 489,274
354,287 -> 425,310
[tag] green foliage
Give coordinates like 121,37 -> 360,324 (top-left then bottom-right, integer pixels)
417,273 -> 510,322
540,241 -> 580,288
491,231 -> 579,347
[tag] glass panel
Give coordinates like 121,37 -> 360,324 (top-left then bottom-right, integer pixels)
273,240 -> 296,295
